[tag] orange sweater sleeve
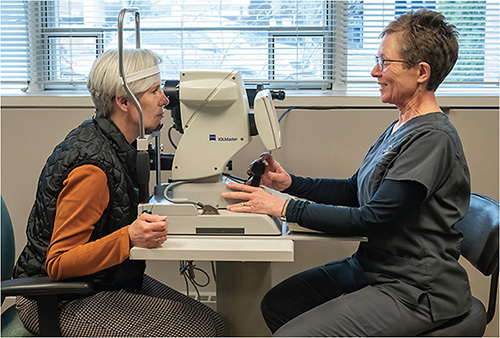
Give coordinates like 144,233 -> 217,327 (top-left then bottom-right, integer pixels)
45,164 -> 132,281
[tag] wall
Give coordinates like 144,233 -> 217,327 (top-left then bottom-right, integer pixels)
1,93 -> 498,336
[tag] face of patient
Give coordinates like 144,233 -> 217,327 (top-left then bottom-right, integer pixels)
134,81 -> 170,133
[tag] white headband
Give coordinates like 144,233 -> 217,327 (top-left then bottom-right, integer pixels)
124,65 -> 160,82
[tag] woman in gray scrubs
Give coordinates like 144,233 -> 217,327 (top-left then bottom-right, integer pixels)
222,8 -> 471,336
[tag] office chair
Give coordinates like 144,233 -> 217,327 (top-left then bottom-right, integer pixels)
421,193 -> 499,337
1,196 -> 94,337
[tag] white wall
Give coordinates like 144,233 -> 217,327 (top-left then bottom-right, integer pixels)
1,93 -> 498,336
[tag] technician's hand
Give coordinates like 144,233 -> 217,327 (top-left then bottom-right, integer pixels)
222,182 -> 287,217
248,153 -> 292,192
129,213 -> 168,249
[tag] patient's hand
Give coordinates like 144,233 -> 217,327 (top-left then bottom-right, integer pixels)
129,213 -> 168,248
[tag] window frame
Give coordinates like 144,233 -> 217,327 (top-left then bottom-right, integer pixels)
3,0 -> 498,94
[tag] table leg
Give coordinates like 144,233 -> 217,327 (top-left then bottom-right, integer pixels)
216,261 -> 273,337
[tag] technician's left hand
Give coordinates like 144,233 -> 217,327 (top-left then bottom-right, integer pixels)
222,182 -> 286,217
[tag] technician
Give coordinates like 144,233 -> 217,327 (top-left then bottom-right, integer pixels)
13,48 -> 225,337
223,9 -> 471,336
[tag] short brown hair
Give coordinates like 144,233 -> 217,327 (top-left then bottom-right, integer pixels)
381,9 -> 459,91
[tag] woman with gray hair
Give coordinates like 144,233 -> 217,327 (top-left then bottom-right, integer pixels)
13,48 -> 225,337
223,9 -> 470,336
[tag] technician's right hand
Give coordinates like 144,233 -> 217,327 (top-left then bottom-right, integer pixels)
128,213 -> 168,248
248,153 -> 292,192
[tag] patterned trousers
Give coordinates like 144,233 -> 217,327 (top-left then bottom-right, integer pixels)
16,274 -> 225,337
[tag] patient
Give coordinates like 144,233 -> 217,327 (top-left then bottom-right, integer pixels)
12,48 -> 225,337
223,9 -> 471,336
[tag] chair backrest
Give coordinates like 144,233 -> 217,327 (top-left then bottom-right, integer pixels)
455,193 -> 499,276
1,196 -> 16,282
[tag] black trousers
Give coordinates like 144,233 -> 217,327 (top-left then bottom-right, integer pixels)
261,257 -> 444,336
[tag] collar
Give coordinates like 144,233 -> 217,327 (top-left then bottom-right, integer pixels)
93,115 -> 137,171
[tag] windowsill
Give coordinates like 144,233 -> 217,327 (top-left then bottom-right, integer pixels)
1,88 -> 498,109
281,89 -> 499,108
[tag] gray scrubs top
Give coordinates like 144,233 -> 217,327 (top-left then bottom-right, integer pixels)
355,112 -> 471,321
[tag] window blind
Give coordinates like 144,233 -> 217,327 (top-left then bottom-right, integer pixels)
1,0 -> 498,92
23,0 -> 341,90
346,0 -> 500,90
0,0 -> 29,89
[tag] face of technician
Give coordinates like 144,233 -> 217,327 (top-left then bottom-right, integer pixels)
371,33 -> 421,110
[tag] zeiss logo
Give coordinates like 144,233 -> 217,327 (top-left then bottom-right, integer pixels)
209,134 -> 239,142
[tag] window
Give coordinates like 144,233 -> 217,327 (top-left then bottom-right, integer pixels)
1,0 -> 498,92
0,0 -> 29,89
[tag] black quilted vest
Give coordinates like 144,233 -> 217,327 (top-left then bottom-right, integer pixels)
13,116 -> 145,291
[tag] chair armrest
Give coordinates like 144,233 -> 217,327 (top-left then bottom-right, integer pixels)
2,276 -> 93,298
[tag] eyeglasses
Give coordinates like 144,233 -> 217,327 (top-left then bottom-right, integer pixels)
375,55 -> 406,71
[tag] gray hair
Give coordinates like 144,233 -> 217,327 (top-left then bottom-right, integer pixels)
381,9 -> 459,92
87,49 -> 162,117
